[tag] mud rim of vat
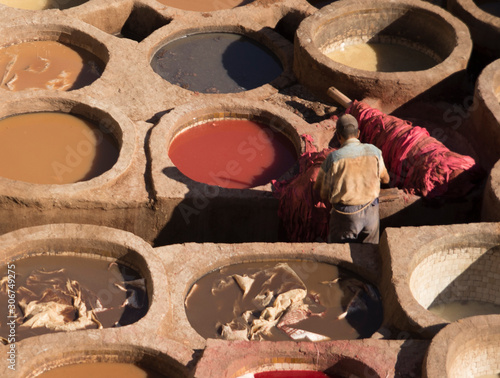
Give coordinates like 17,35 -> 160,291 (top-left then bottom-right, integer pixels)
397,232 -> 500,334
476,59 -> 500,123
0,22 -> 109,89
151,0 -> 257,12
150,98 -> 309,192
295,0 -> 472,102
450,0 -> 500,26
423,315 -> 500,378
145,21 -> 294,96
0,224 -> 169,337
0,92 -> 135,199
160,243 -> 380,349
14,337 -> 190,377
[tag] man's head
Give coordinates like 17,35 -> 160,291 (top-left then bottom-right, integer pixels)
336,114 -> 360,142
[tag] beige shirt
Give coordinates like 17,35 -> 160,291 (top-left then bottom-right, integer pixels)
315,139 -> 387,206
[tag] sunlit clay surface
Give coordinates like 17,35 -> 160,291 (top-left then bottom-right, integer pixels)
38,362 -> 164,378
0,41 -> 102,91
151,33 -> 283,93
155,0 -> 253,12
325,42 -> 438,72
169,119 -> 297,189
0,0 -> 88,10
185,261 -> 383,341
0,112 -> 119,184
0,255 -> 147,342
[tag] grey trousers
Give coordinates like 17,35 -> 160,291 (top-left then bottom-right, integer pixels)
328,198 -> 380,244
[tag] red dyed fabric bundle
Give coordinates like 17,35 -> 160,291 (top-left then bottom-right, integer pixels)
347,101 -> 479,198
272,135 -> 333,242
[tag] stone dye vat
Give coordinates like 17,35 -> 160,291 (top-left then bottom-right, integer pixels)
380,223 -> 500,338
294,0 -> 472,110
0,255 -> 147,342
156,241 -> 381,349
168,119 -> 297,189
0,224 -> 169,343
151,32 -> 283,94
0,92 -> 158,242
155,0 -> 254,12
195,338 -> 430,378
0,112 -> 119,184
468,59 -> 500,173
150,98 -> 309,244
424,315 -> 500,378
1,331 -> 193,377
449,0 -> 500,58
0,40 -> 103,91
0,0 -> 88,11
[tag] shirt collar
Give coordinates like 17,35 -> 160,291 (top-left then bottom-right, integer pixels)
341,138 -> 361,147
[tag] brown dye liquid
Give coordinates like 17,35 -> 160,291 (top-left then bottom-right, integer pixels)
0,0 -> 88,10
325,42 -> 438,72
38,362 -> 164,378
185,261 -> 383,342
0,40 -> 102,91
428,300 -> 500,322
155,0 -> 253,12
0,255 -> 148,342
0,112 -> 119,184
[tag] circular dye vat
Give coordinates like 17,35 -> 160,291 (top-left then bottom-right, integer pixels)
185,261 -> 383,341
169,119 -> 297,189
0,40 -> 103,91
151,33 -> 283,94
0,0 -> 88,10
37,362 -> 164,378
0,254 -> 148,342
155,0 -> 253,12
324,42 -> 438,72
249,372 -> 331,378
0,112 -> 119,185
477,1 -> 500,17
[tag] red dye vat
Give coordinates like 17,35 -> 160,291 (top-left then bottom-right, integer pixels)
254,372 -> 331,378
168,119 -> 297,189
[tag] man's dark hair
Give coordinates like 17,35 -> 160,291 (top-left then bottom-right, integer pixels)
337,114 -> 359,139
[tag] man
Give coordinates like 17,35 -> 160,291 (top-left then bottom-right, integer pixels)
314,114 -> 390,244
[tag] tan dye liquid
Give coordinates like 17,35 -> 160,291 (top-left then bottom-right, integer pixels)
428,300 -> 500,322
186,261 -> 383,341
0,0 -> 88,10
38,362 -> 162,378
325,42 -> 438,72
155,0 -> 253,12
0,112 -> 119,184
0,40 -> 102,91
476,375 -> 500,378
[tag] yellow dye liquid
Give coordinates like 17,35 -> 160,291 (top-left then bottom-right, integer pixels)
325,42 -> 438,72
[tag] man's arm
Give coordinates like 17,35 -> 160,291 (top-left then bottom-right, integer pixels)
380,167 -> 390,184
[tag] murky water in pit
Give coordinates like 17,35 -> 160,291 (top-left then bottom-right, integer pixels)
155,0 -> 253,12
428,300 -> 500,322
0,40 -> 102,91
0,0 -> 88,10
325,42 -> 438,72
38,362 -> 164,378
185,261 -> 383,342
151,32 -> 283,94
0,112 -> 119,185
0,255 -> 148,343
